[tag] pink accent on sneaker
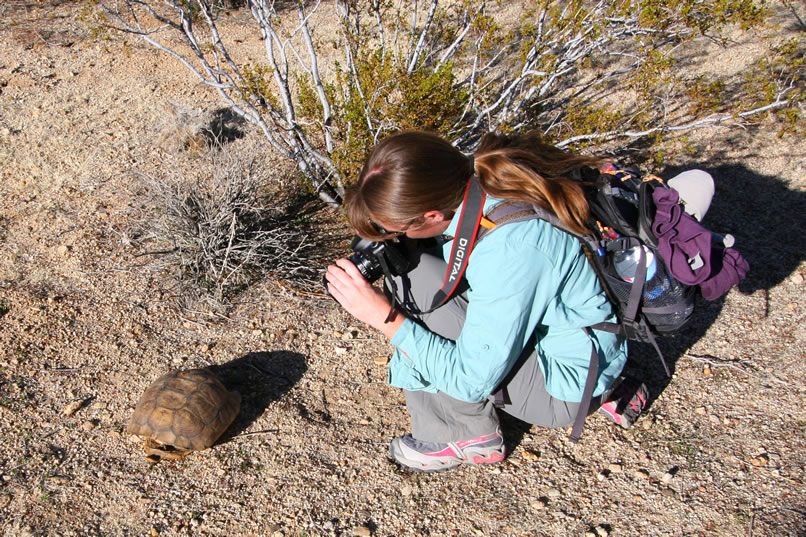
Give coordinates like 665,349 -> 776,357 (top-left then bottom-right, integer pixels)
472,451 -> 506,464
627,391 -> 647,413
455,432 -> 500,449
599,401 -> 623,424
427,446 -> 460,458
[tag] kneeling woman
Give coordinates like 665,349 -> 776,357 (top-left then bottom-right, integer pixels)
325,131 -> 641,472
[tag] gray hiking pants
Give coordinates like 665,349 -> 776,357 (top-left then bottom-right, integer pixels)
388,248 -> 597,444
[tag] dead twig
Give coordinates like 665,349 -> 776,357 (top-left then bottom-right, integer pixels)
234,429 -> 280,438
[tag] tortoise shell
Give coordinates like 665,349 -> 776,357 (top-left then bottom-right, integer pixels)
127,368 -> 241,462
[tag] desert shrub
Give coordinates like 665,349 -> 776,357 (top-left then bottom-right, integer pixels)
133,146 -> 321,309
97,0 -> 803,207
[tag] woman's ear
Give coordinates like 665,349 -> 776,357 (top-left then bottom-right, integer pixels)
422,210 -> 448,222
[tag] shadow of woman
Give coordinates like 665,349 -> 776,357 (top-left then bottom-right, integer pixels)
208,350 -> 307,442
623,161 -> 806,403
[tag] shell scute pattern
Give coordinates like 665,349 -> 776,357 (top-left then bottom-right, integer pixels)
127,368 -> 241,461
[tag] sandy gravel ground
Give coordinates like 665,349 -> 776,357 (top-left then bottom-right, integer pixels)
0,3 -> 804,537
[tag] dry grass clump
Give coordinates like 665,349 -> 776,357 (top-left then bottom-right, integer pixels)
129,141 -> 324,310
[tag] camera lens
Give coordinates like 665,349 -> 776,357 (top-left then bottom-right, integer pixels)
348,251 -> 383,283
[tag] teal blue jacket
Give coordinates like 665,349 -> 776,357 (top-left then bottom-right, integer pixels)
388,195 -> 628,403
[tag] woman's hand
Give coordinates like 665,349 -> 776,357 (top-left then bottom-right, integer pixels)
325,258 -> 404,339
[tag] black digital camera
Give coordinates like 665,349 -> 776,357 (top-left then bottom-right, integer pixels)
346,236 -> 414,283
323,236 -> 414,293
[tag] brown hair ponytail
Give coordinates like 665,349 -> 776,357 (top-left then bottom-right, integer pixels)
346,130 -> 600,240
474,133 -> 600,236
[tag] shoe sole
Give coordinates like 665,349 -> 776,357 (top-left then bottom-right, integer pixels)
389,442 -> 506,473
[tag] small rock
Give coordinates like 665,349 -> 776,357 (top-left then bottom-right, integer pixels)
352,526 -> 371,537
584,532 -> 597,537
373,356 -> 390,365
633,494 -> 643,501
709,414 -> 721,425
521,450 -> 539,461
751,454 -> 769,467
56,245 -> 70,256
546,488 -> 561,498
0,494 -> 10,508
82,420 -> 96,431
531,498 -> 548,509
632,469 -> 650,480
703,365 -> 712,377
661,472 -> 674,485
695,406 -> 707,416
792,272 -> 804,284
661,487 -> 676,498
334,346 -> 348,355
63,400 -> 83,416
151,528 -> 158,537
400,485 -> 412,496
607,463 -> 623,473
595,526 -> 610,537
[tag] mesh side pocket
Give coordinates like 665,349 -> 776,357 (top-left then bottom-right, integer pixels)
599,250 -> 694,336
642,256 -> 695,334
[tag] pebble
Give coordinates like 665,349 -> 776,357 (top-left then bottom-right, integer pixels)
792,272 -> 804,284
546,488 -> 561,498
695,406 -> 707,416
595,526 -> 610,537
632,469 -> 650,480
82,420 -> 96,431
661,472 -> 674,485
531,498 -> 548,509
400,485 -> 413,497
352,526 -> 371,537
751,454 -> 769,467
63,400 -> 83,416
607,463 -> 623,473
0,494 -> 11,508
56,245 -> 70,256
373,356 -> 390,365
661,488 -> 676,498
521,450 -> 540,461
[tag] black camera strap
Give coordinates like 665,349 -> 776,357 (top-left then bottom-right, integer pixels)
427,175 -> 487,311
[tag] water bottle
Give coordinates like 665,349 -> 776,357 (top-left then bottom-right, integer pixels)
613,245 -> 656,283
